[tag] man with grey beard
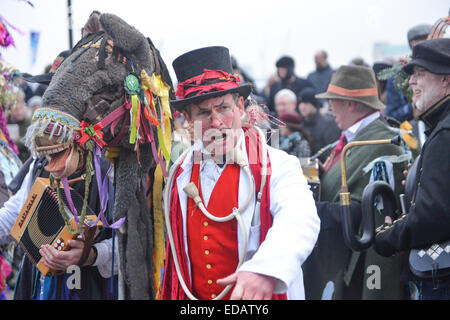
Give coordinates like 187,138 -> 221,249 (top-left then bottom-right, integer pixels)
374,38 -> 450,300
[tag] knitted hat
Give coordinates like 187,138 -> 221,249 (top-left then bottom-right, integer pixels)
298,87 -> 321,108
276,56 -> 295,69
280,111 -> 303,131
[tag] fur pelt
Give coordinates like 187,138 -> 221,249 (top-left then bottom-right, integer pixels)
25,13 -> 173,299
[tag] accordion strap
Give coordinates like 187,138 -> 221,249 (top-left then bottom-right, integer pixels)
78,227 -> 97,266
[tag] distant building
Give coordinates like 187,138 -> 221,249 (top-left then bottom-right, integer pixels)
373,42 -> 410,63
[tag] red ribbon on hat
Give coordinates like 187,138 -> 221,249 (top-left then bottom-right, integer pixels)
77,120 -> 106,148
175,69 -> 241,99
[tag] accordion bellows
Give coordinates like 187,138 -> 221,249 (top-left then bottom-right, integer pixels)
10,177 -> 97,276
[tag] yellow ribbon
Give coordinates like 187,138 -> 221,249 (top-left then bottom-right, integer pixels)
129,95 -> 139,144
157,119 -> 172,162
141,70 -> 173,162
152,164 -> 165,300
140,70 -> 172,119
400,121 -> 419,150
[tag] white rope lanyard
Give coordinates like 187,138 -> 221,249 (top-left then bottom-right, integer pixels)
163,127 -> 268,300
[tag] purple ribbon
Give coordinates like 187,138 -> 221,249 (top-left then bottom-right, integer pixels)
0,14 -> 25,35
60,144 -> 126,230
61,177 -> 80,226
91,143 -> 126,229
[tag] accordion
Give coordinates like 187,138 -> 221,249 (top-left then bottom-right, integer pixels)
10,177 -> 98,276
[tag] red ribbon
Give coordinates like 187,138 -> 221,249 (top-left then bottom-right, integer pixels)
143,89 -> 160,126
175,69 -> 241,99
77,120 -> 106,148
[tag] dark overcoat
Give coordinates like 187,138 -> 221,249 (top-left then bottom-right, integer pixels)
303,117 -> 408,299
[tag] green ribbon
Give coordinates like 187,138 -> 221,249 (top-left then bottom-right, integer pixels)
129,94 -> 139,144
52,141 -> 93,235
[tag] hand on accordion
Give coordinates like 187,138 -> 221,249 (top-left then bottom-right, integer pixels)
39,239 -> 89,271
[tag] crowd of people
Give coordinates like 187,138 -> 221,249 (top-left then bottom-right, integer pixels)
0,9 -> 448,302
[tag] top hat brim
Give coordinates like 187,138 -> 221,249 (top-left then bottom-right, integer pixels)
315,91 -> 385,111
21,72 -> 52,85
402,58 -> 450,75
170,83 -> 253,111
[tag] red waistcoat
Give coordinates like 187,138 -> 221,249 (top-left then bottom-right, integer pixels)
187,162 -> 240,300
161,127 -> 287,300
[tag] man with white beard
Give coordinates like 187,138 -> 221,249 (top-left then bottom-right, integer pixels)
374,38 -> 450,300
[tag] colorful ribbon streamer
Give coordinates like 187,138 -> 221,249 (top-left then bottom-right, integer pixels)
78,121 -> 106,148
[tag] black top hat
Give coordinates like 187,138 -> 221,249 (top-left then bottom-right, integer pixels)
171,46 -> 252,110
402,38 -> 450,75
21,50 -> 71,85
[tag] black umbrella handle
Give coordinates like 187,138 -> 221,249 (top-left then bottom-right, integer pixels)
341,181 -> 398,251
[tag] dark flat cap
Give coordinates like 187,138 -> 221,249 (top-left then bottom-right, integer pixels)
402,38 -> 450,75
407,24 -> 432,43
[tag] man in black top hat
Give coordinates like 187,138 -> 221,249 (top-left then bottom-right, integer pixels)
374,38 -> 450,300
162,46 -> 319,300
266,55 -> 314,114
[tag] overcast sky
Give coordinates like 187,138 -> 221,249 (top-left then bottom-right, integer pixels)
1,0 -> 448,91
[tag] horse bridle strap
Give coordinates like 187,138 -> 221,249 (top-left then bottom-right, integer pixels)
77,226 -> 97,266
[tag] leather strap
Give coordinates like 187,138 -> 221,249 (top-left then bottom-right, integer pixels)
78,227 -> 97,266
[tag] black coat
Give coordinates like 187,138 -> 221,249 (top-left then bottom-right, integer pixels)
307,65 -> 334,96
303,112 -> 341,161
375,95 -> 450,256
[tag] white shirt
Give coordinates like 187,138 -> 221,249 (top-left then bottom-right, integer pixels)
344,111 -> 380,143
198,160 -> 226,207
198,133 -> 245,207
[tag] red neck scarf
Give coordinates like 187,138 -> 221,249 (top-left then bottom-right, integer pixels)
161,127 -> 286,300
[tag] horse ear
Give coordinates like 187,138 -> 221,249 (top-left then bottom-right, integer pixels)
99,13 -> 154,71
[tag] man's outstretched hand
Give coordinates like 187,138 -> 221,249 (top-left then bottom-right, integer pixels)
217,271 -> 277,300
